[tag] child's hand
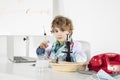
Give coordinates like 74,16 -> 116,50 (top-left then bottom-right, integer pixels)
39,41 -> 49,49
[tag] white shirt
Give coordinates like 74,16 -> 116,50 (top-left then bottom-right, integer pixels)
45,40 -> 87,62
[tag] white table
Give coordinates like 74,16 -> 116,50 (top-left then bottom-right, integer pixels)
0,57 -> 92,80
0,73 -> 34,80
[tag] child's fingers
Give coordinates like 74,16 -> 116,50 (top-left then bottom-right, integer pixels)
40,43 -> 47,49
40,43 -> 44,48
40,41 -> 49,49
42,43 -> 48,48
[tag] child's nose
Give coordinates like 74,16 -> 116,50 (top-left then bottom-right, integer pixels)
58,31 -> 63,34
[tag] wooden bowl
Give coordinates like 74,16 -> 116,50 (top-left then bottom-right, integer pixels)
49,62 -> 87,72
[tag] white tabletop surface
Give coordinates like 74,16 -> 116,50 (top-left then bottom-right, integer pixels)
0,73 -> 34,80
0,57 -> 92,80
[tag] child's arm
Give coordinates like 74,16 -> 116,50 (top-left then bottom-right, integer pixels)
73,42 -> 87,62
36,41 -> 49,56
36,47 -> 45,55
74,50 -> 87,62
36,41 -> 53,57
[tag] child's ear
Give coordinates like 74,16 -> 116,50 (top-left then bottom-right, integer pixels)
69,31 -> 72,36
68,33 -> 71,35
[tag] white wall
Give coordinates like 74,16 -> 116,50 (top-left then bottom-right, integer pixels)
0,36 -> 55,58
0,0 -> 120,58
55,0 -> 120,56
0,36 -> 7,57
0,0 -> 53,58
0,0 -> 53,35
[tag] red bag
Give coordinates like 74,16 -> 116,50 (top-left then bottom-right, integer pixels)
88,53 -> 120,74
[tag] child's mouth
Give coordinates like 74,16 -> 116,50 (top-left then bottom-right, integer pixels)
57,37 -> 62,39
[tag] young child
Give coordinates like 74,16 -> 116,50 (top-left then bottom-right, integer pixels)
36,15 -> 87,62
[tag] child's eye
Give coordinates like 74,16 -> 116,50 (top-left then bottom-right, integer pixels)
54,30 -> 58,33
61,28 -> 65,32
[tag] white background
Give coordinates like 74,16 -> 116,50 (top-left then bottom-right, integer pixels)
57,0 -> 120,56
0,0 -> 120,57
0,0 -> 53,35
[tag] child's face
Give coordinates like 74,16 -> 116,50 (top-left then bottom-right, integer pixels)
52,27 -> 70,43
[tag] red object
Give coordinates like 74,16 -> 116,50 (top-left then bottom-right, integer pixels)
88,53 -> 120,74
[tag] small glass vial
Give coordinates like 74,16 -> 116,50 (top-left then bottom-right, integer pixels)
36,54 -> 49,72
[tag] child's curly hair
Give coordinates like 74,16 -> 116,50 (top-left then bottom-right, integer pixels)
51,15 -> 73,35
